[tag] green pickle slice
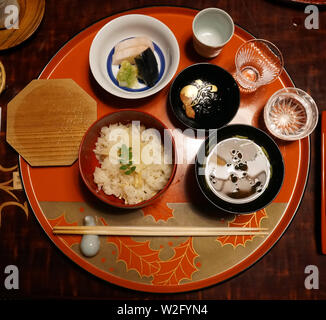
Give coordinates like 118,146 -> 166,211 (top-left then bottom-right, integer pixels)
116,60 -> 138,88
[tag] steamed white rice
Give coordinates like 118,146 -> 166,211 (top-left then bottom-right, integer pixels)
93,123 -> 173,205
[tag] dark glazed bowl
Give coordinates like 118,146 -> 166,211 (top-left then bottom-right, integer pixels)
169,63 -> 240,130
79,109 -> 177,209
195,124 -> 285,214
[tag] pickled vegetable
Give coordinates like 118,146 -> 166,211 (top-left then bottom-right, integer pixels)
135,48 -> 159,87
116,60 -> 138,88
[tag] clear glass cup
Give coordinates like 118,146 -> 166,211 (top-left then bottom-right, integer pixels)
264,87 -> 318,141
234,39 -> 284,92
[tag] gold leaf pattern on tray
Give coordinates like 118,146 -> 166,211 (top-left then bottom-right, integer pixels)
151,237 -> 199,286
108,236 -> 161,277
142,198 -> 174,222
37,201 -> 285,286
101,218 -> 199,284
48,213 -> 81,247
216,209 -> 268,248
100,217 -> 160,277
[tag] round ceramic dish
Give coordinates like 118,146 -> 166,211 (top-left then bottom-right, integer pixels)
169,63 -> 240,130
89,14 -> 180,99
79,109 -> 177,209
195,124 -> 285,214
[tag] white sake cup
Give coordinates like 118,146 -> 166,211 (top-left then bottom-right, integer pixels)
192,8 -> 234,58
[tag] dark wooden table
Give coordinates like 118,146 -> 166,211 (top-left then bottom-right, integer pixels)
0,0 -> 326,300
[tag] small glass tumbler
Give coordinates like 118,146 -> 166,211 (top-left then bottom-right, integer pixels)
264,87 -> 318,141
234,39 -> 284,92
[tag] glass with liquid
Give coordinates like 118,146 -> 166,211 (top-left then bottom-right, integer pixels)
264,87 -> 318,141
234,39 -> 284,92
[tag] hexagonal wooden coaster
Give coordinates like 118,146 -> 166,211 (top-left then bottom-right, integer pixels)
6,79 -> 97,166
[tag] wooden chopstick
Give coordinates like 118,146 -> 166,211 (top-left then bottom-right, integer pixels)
52,226 -> 269,236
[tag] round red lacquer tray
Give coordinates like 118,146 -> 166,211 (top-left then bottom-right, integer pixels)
19,6 -> 310,293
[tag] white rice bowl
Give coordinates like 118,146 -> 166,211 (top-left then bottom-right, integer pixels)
93,123 -> 173,205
